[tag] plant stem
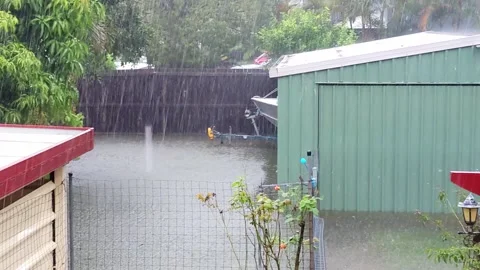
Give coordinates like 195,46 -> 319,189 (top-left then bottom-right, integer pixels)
285,249 -> 294,269
242,208 -> 249,270
276,210 -> 282,259
252,221 -> 268,270
294,220 -> 306,270
446,197 -> 468,233
248,205 -> 267,269
215,198 -> 242,269
265,243 -> 270,270
274,257 -> 281,270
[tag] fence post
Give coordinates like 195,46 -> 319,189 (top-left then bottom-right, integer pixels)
68,172 -> 74,270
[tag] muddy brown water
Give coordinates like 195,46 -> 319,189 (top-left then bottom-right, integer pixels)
67,134 -> 458,270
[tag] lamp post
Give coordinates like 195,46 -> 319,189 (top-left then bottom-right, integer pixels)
459,194 -> 480,227
451,171 -> 480,246
458,193 -> 480,246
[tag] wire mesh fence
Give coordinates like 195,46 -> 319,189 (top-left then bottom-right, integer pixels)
257,183 -> 326,270
70,176 -> 326,269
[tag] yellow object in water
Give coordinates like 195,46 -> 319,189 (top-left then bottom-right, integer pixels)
207,127 -> 214,140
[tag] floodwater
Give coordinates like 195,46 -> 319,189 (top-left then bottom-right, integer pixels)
68,133 -> 277,185
68,134 -> 458,270
67,133 -> 277,270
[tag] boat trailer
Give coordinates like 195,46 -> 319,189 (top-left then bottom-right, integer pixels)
206,88 -> 277,143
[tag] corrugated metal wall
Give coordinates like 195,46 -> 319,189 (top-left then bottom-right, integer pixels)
318,84 -> 480,213
277,46 -> 480,213
277,74 -> 319,185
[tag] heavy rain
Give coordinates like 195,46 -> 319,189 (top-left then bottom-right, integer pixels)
2,0 -> 480,269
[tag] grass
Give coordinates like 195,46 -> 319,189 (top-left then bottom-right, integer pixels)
371,228 -> 457,270
322,211 -> 460,269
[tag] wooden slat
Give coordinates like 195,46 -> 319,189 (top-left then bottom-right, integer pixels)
0,212 -> 55,258
0,181 -> 56,270
0,182 -> 55,225
15,241 -> 57,270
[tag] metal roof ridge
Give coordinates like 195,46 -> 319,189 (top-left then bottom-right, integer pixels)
269,32 -> 480,78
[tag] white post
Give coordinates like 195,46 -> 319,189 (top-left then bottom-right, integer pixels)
54,167 -> 68,270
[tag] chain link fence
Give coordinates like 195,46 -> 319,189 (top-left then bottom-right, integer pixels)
69,176 -> 326,269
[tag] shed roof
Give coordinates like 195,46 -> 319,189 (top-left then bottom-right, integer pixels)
269,31 -> 480,78
0,124 -> 94,199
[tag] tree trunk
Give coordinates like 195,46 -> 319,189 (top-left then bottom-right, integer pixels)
418,5 -> 434,32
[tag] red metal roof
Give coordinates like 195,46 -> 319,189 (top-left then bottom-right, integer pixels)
0,124 -> 94,199
451,171 -> 480,195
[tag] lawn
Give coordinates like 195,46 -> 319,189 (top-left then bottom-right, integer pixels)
321,211 -> 460,269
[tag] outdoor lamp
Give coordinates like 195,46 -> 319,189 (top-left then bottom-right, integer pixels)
459,193 -> 480,227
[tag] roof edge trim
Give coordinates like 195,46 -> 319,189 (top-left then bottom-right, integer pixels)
269,35 -> 480,78
0,124 -> 93,131
0,126 -> 95,199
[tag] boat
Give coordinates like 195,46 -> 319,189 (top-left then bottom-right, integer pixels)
206,89 -> 278,142
251,96 -> 277,127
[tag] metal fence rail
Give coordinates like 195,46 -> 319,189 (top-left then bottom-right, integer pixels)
69,176 -> 326,269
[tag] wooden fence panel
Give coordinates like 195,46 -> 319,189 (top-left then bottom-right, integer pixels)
78,69 -> 277,135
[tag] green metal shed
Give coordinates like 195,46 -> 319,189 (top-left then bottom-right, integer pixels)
270,31 -> 480,213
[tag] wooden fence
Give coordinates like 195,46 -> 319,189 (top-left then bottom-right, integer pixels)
77,68 -> 277,135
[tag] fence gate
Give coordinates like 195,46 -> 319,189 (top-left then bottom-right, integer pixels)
69,176 -> 326,270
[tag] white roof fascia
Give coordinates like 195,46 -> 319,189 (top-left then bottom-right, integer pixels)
269,35 -> 480,78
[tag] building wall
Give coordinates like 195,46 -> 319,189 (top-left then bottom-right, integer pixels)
318,84 -> 480,213
0,167 -> 68,269
277,46 -> 480,213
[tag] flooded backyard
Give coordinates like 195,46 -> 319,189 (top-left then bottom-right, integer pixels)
68,134 -> 458,270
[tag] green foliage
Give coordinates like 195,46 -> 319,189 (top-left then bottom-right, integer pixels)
144,0 -> 278,68
417,190 -> 480,270
197,177 -> 321,270
257,7 -> 357,57
146,0 -> 234,68
0,11 -> 17,33
101,0 -> 151,64
83,51 -> 116,78
315,0 -> 480,39
0,0 -> 106,126
427,246 -> 480,270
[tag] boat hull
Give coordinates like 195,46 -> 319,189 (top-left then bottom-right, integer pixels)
251,97 -> 278,127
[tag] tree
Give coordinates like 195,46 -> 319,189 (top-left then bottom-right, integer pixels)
315,0 -> 480,39
0,0 -> 106,126
228,0 -> 280,63
100,0 -> 151,64
257,7 -> 357,57
143,0 -> 280,68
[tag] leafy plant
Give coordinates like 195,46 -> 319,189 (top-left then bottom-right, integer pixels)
143,0 -> 278,68
257,7 -> 357,57
0,0 -> 107,126
417,190 -> 480,270
197,177 -> 321,270
101,0 -> 151,64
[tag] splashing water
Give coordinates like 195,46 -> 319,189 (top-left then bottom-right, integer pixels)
145,125 -> 153,173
